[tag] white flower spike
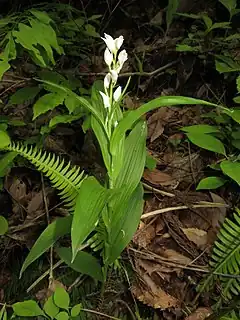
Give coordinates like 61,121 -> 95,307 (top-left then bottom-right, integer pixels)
104,73 -> 111,89
113,86 -> 122,102
110,70 -> 118,83
100,91 -> 110,108
118,49 -> 128,68
101,33 -> 116,53
104,48 -> 113,66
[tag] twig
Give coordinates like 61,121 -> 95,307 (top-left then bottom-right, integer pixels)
0,80 -> 26,98
67,275 -> 86,293
41,174 -> 54,284
141,202 -> 229,219
142,182 -> 175,197
76,60 -> 179,78
81,308 -> 121,320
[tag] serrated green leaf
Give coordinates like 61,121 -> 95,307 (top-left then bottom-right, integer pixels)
49,114 -> 83,128
0,151 -> 17,177
220,160 -> 240,185
29,9 -> 52,24
56,247 -> 103,281
9,87 -> 40,105
12,300 -> 44,317
0,60 -> 10,80
0,216 -> 8,235
71,177 -> 109,261
0,131 -> 11,149
55,311 -> 69,320
186,132 -> 225,155
33,93 -> 65,120
71,304 -> 82,317
197,176 -> 226,190
182,124 -> 219,134
20,216 -> 72,277
1,33 -> 16,61
53,287 -> 70,310
43,296 -> 59,319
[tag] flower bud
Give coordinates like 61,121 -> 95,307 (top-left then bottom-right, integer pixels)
113,86 -> 122,102
100,91 -> 110,108
115,36 -> 124,50
104,73 -> 111,89
118,49 -> 128,69
104,48 -> 113,67
101,33 -> 116,53
111,70 -> 118,83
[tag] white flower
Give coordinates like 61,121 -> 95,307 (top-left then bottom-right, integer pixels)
113,86 -> 122,102
115,36 -> 124,50
101,33 -> 116,53
100,91 -> 110,108
104,48 -> 113,66
104,73 -> 111,89
118,49 -> 128,68
110,70 -> 118,83
114,120 -> 118,127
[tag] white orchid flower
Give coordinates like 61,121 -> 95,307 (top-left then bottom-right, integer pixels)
118,49 -> 128,68
114,120 -> 118,127
113,86 -> 122,102
110,70 -> 118,83
104,48 -> 113,67
101,33 -> 116,53
100,91 -> 110,108
104,73 -> 111,89
115,36 -> 124,50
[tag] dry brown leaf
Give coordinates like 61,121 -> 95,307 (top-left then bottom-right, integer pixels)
210,192 -> 226,228
7,178 -> 27,203
133,223 -> 155,248
147,108 -> 174,142
185,307 -> 212,320
143,168 -> 176,187
26,192 -> 43,216
163,249 -> 192,265
132,273 -> 179,309
181,228 -> 208,248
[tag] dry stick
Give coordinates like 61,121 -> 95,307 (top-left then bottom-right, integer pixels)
41,174 -> 53,284
76,60 -> 179,78
141,202 -> 229,219
142,182 -> 175,197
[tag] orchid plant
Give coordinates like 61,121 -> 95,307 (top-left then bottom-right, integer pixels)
2,34 -> 226,283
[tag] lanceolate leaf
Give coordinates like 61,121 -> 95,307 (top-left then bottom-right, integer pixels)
185,132 -> 226,155
56,247 -> 103,281
106,184 -> 144,264
182,124 -> 220,134
20,215 -> 72,277
33,92 -> 65,120
197,177 -> 226,190
71,177 -> 109,261
220,160 -> 240,185
110,96 -> 221,156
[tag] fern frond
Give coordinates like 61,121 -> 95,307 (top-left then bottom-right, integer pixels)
199,209 -> 240,305
6,142 -> 86,209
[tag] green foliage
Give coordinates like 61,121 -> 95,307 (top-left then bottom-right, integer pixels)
166,0 -> 179,31
199,209 -> 240,306
0,215 -> 8,235
197,176 -> 226,190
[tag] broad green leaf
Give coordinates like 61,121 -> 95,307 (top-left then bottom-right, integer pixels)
145,153 -> 157,170
1,33 -> 16,61
2,310 -> 6,320
64,94 -> 81,113
220,160 -> 240,185
53,287 -> 70,310
210,22 -> 231,31
0,216 -> 8,235
56,247 -> 103,281
55,311 -> 69,320
0,60 -> 10,80
222,108 -> 240,123
215,56 -> 240,73
33,92 -> 65,120
185,132 -> 225,155
232,139 -> 240,150
38,70 -> 66,85
43,296 -> 59,319
110,96 -> 220,156
166,0 -> 179,30
219,0 -> 236,13
106,184 -> 144,264
197,176 -> 226,190
0,151 -> 17,177
49,114 -> 83,128
91,115 -> 111,172
9,86 -> 40,105
29,9 -> 52,24
202,15 -> 212,30
71,304 -> 82,317
0,131 -> 11,149
12,300 -> 44,317
20,216 -> 72,277
71,177 -> 109,261
84,24 -> 100,37
176,44 -> 197,52
182,124 -> 219,134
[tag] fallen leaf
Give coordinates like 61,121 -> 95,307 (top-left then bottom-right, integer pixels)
181,228 -> 208,248
185,307 -> 212,320
7,178 -> 27,203
133,223 -> 155,248
143,168 -> 176,187
147,108 -> 174,142
210,192 -> 226,228
163,249 -> 192,265
132,273 -> 179,309
26,192 -> 43,216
